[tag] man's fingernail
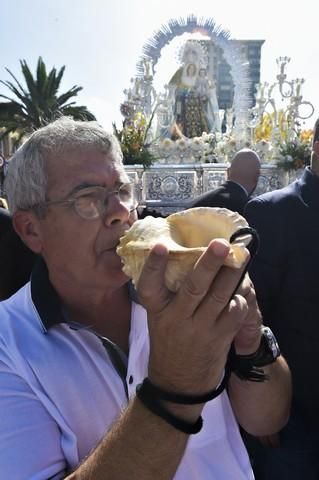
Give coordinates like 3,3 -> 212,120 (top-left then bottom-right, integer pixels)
212,239 -> 230,257
152,244 -> 168,256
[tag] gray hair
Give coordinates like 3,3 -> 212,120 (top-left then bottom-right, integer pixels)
4,117 -> 123,214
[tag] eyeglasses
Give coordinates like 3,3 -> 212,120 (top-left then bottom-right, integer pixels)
41,182 -> 138,220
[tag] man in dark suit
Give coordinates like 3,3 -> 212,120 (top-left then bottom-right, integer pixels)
190,148 -> 261,215
244,118 -> 319,479
0,206 -> 35,299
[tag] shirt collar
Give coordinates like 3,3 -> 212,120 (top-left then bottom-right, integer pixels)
226,180 -> 248,196
30,257 -> 65,332
30,257 -> 140,333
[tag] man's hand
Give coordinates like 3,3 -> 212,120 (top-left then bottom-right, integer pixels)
137,239 -> 252,397
233,274 -> 263,355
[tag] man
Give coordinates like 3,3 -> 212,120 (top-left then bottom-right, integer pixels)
244,118 -> 319,479
191,149 -> 261,215
0,117 -> 291,479
0,207 -> 35,299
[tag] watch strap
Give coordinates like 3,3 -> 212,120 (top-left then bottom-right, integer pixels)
230,326 -> 280,382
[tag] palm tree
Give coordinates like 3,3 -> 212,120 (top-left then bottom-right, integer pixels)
0,57 -> 96,144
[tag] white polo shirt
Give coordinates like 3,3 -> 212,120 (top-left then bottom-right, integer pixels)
0,260 -> 254,479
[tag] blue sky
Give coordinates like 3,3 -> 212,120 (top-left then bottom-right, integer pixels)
1,0 -> 318,130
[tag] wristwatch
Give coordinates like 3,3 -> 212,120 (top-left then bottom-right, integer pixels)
231,326 -> 281,382
238,326 -> 280,367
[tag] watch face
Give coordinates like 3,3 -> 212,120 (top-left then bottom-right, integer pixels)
263,326 -> 280,358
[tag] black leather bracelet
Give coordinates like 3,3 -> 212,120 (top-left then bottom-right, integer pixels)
136,384 -> 203,434
229,226 -> 260,299
137,370 -> 230,405
228,227 -> 270,382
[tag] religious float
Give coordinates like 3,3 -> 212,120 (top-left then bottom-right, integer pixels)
114,15 -> 315,214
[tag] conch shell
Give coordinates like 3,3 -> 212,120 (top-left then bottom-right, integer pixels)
117,207 -> 251,292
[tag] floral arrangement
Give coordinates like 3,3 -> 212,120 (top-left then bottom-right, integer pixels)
277,130 -> 313,171
198,133 -> 218,163
254,111 -> 289,143
153,132 -> 219,164
113,103 -> 314,170
214,133 -> 252,161
252,111 -> 313,170
112,111 -> 156,168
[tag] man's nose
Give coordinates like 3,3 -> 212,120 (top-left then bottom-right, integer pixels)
102,193 -> 132,226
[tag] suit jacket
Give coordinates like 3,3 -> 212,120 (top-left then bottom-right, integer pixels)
190,181 -> 249,215
0,207 -> 36,299
245,167 -> 319,429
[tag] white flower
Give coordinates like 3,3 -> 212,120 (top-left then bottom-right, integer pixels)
176,138 -> 189,150
161,138 -> 173,149
201,132 -> 209,141
190,137 -> 204,151
256,140 -> 270,152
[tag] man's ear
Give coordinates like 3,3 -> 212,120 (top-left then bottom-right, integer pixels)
12,211 -> 43,254
314,140 -> 319,158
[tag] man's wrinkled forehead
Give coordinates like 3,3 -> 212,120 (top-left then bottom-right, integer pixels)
46,146 -> 121,168
114,162 -> 130,183
107,152 -> 128,182
46,148 -> 128,188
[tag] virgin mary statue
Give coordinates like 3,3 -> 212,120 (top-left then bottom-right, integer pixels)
168,40 -> 221,138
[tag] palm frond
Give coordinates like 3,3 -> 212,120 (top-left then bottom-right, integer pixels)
3,67 -> 28,97
56,86 -> 83,107
61,105 -> 96,121
0,79 -> 29,105
45,68 -> 58,98
20,59 -> 39,103
0,82 -> 41,125
54,65 -> 66,93
0,56 -> 96,143
35,57 -> 48,98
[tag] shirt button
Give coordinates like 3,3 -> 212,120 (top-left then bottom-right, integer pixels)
128,375 -> 134,385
